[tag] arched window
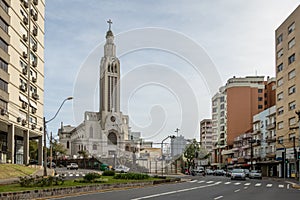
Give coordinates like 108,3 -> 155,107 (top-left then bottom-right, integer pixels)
125,145 -> 130,151
89,126 -> 93,138
107,132 -> 117,145
114,64 -> 117,73
67,141 -> 69,149
108,64 -> 111,72
93,144 -> 97,150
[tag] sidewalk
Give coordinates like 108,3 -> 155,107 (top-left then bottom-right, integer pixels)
0,168 -> 55,185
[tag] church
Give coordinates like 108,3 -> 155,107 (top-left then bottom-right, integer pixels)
58,21 -> 139,159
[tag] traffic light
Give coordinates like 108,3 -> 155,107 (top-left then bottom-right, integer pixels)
297,151 -> 300,160
285,159 -> 289,164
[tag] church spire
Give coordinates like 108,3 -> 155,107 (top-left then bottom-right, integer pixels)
104,19 -> 116,57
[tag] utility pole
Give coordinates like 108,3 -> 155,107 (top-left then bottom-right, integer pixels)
50,132 -> 53,169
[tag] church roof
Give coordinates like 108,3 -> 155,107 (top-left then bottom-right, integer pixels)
106,30 -> 113,38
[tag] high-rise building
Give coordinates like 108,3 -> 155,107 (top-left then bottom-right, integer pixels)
211,76 -> 275,168
200,119 -> 213,152
0,0 -> 44,164
275,5 -> 300,177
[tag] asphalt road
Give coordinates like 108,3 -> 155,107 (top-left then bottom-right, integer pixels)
50,175 -> 300,200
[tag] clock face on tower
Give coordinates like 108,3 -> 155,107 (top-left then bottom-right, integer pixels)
110,116 -> 116,122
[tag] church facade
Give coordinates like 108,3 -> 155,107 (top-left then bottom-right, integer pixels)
58,22 -> 138,159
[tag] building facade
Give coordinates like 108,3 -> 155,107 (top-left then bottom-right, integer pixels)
275,5 -> 300,178
200,119 -> 213,153
58,23 -> 138,160
0,0 -> 44,164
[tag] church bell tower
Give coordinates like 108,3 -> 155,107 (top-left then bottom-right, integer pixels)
99,19 -> 120,119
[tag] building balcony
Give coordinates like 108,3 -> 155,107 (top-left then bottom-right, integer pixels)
266,137 -> 276,143
266,152 -> 276,158
266,122 -> 276,130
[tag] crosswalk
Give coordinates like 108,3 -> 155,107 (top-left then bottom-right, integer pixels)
55,172 -> 86,177
190,180 -> 287,189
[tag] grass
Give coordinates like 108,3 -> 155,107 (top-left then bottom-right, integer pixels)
0,164 -> 37,179
0,176 -> 160,193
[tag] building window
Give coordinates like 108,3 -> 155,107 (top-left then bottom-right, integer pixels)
258,105 -> 263,109
212,100 -> 217,106
289,101 -> 296,111
277,49 -> 283,59
220,104 -> 224,109
89,126 -> 93,138
289,117 -> 296,126
212,107 -> 217,113
0,17 -> 8,33
29,85 -> 37,95
0,58 -> 8,72
277,121 -> 284,130
288,54 -> 295,65
0,38 -> 8,52
220,96 -> 225,102
289,133 -> 296,141
277,34 -> 283,45
277,63 -> 283,73
277,106 -> 284,115
258,97 -> 263,101
29,116 -> 37,124
0,78 -> 8,92
67,141 -> 69,149
0,98 -> 7,110
278,136 -> 284,144
93,144 -> 97,150
288,22 -> 295,34
277,92 -> 283,101
108,132 -> 117,145
258,89 -> 263,93
0,0 -> 8,13
288,85 -> 296,95
277,77 -> 283,87
288,69 -> 296,80
288,38 -> 296,49
220,111 -> 224,117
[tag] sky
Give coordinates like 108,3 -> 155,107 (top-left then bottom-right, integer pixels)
44,0 -> 300,143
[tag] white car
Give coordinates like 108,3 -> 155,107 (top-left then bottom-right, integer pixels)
249,170 -> 262,179
231,168 -> 246,180
67,163 -> 79,170
114,165 -> 130,173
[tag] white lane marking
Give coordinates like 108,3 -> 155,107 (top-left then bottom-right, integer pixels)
75,174 -> 79,177
244,183 -> 251,186
190,180 -> 197,183
255,183 -> 261,187
266,184 -> 272,188
287,184 -> 289,189
244,187 -> 248,189
278,184 -> 284,188
215,181 -> 222,185
224,182 -> 231,185
69,174 -> 73,177
234,189 -> 240,193
207,181 -> 214,184
234,182 -> 241,185
214,196 -> 223,200
198,180 -> 205,183
131,182 -> 220,200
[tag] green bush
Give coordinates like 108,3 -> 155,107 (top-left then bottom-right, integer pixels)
19,175 -> 64,187
114,173 -> 149,180
83,172 -> 101,182
102,170 -> 115,176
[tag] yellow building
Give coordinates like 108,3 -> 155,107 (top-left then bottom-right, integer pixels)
0,0 -> 44,164
275,5 -> 300,178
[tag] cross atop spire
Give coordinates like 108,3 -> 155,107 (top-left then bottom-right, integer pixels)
107,19 -> 112,30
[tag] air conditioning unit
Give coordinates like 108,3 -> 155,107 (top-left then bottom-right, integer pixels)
32,44 -> 37,52
19,84 -> 26,92
23,51 -> 28,58
32,77 -> 37,83
33,0 -> 38,5
22,102 -> 27,109
22,119 -> 27,126
32,93 -> 39,100
22,34 -> 28,42
33,14 -> 38,21
32,28 -> 38,36
32,60 -> 37,67
22,67 -> 27,75
17,117 -> 22,122
30,9 -> 35,16
31,107 -> 36,114
31,124 -> 36,130
0,109 -> 7,116
23,17 -> 28,25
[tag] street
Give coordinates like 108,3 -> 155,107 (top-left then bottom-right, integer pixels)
50,175 -> 300,200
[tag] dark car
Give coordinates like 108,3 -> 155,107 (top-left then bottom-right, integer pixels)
214,169 -> 226,176
47,162 -> 56,168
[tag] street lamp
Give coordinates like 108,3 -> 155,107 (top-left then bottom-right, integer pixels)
161,135 -> 176,176
43,97 -> 73,176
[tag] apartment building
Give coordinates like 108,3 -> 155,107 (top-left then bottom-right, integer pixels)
275,5 -> 300,178
211,76 -> 275,168
0,0 -> 44,164
200,119 -> 213,153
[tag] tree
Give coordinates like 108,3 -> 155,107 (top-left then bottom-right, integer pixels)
52,140 -> 67,157
78,150 -> 89,168
183,139 -> 200,171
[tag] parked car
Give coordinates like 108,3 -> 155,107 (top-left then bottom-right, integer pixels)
249,170 -> 262,179
214,169 -> 226,176
205,169 -> 214,175
67,163 -> 79,170
114,165 -> 130,173
231,168 -> 246,180
47,162 -> 56,168
226,170 -> 232,177
243,169 -> 250,177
